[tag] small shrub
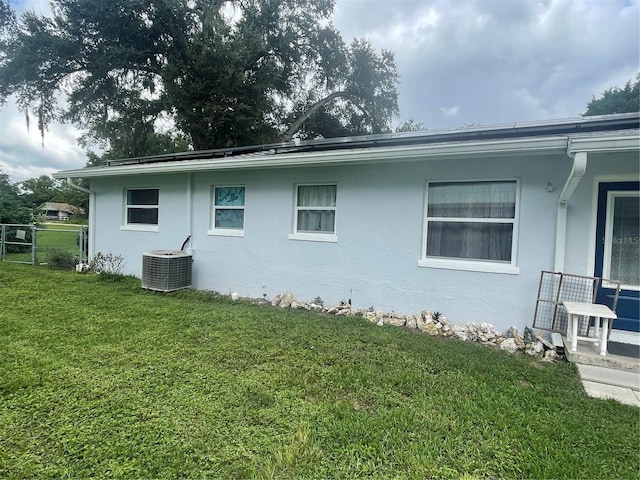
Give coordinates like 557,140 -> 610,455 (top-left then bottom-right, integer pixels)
45,248 -> 76,270
89,252 -> 125,278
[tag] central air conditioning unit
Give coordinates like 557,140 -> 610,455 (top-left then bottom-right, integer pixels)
142,250 -> 192,292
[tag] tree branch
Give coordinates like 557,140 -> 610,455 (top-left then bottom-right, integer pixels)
280,90 -> 362,142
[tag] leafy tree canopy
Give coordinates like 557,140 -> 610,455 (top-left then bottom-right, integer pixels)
584,74 -> 639,116
0,170 -> 31,223
0,0 -> 399,158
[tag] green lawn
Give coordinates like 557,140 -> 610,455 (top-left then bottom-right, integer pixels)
0,263 -> 638,479
2,223 -> 85,264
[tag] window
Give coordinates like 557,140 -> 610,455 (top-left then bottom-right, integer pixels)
209,186 -> 245,236
420,180 -> 519,273
124,188 -> 159,229
289,184 -> 337,242
603,192 -> 639,288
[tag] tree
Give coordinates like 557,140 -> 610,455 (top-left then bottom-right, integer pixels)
584,74 -> 640,116
0,0 -> 399,157
18,175 -> 60,209
0,170 -> 30,224
395,118 -> 425,132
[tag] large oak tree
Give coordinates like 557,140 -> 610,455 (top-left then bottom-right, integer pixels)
0,0 -> 399,158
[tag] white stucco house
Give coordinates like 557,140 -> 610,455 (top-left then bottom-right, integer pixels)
53,113 -> 640,335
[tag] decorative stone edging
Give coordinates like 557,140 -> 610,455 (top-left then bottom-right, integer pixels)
268,292 -> 562,362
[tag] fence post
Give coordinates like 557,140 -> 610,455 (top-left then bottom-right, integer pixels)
83,225 -> 88,263
31,225 -> 37,266
78,225 -> 83,265
1,224 -> 4,261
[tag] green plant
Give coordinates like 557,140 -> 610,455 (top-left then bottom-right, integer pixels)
89,252 -> 125,275
45,248 -> 76,270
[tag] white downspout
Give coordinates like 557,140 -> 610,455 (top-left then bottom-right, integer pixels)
186,172 -> 193,253
66,178 -> 96,260
554,151 -> 587,272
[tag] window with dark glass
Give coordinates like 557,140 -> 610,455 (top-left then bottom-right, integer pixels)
126,188 -> 159,225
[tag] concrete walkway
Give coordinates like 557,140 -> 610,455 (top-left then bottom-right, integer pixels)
564,337 -> 640,407
577,364 -> 640,407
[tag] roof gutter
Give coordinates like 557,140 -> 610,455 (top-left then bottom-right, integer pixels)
66,178 -> 95,260
53,136 -> 568,179
66,177 -> 91,194
554,151 -> 587,272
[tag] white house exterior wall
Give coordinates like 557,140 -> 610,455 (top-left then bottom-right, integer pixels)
87,149 -> 628,333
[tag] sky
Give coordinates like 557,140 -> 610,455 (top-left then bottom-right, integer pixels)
0,0 -> 638,182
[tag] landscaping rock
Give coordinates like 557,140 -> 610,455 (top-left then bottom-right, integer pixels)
543,350 -> 561,362
364,310 -> 382,323
417,311 -> 439,334
279,292 -> 296,308
504,326 -> 519,339
534,331 -> 555,350
500,338 -> 520,353
420,320 -> 440,336
514,334 -> 525,349
290,298 -> 307,309
267,291 -> 561,367
523,326 -> 537,343
271,294 -> 283,307
451,324 -> 469,341
525,340 -> 544,356
405,314 -> 418,329
383,312 -> 406,327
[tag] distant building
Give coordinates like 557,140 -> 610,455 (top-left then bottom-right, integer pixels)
40,202 -> 84,221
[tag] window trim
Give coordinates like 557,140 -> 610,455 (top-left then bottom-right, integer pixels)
419,179 -> 520,274
290,183 -> 338,242
121,187 -> 159,232
208,185 -> 246,237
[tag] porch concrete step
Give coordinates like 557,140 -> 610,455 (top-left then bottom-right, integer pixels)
577,364 -> 640,391
563,338 -> 640,373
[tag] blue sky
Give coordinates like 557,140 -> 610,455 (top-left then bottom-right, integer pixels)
1,0 -> 638,182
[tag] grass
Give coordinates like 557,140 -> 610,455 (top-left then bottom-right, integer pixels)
2,223 -> 85,265
0,263 -> 638,479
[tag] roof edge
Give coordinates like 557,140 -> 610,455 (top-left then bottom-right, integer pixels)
54,135 -> 569,179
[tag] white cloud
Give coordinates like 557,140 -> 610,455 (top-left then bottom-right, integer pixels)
0,99 -> 87,182
440,106 -> 459,117
333,0 -> 640,127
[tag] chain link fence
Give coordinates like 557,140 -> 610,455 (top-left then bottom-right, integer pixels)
1,224 -> 88,270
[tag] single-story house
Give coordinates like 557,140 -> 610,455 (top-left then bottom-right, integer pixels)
53,113 -> 640,337
39,202 -> 84,221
